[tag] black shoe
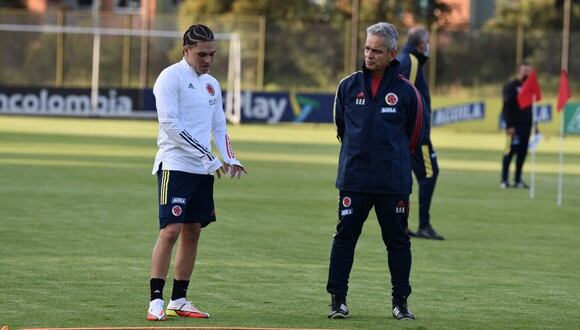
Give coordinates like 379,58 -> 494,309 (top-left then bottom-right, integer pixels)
513,181 -> 530,189
416,226 -> 445,240
328,294 -> 349,319
405,228 -> 416,237
392,296 -> 415,320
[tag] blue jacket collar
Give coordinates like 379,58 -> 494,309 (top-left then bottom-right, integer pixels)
402,43 -> 428,64
361,58 -> 400,74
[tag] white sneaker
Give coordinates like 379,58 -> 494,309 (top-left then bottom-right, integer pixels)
166,298 -> 210,318
146,299 -> 166,321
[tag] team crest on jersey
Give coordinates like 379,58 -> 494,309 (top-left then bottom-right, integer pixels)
172,205 -> 183,217
342,196 -> 352,208
355,91 -> 366,105
395,200 -> 407,214
206,83 -> 215,96
385,92 -> 398,106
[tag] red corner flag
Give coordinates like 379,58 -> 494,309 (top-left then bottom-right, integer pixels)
517,70 -> 542,109
557,70 -> 571,112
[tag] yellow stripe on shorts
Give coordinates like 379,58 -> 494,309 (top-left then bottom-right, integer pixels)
160,170 -> 170,205
422,145 -> 433,178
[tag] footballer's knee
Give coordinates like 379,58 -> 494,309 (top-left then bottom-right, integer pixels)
182,223 -> 202,239
159,223 -> 182,243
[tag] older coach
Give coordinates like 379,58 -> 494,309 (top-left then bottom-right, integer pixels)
326,22 -> 424,321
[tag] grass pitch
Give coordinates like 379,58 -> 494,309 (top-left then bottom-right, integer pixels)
0,116 -> 579,329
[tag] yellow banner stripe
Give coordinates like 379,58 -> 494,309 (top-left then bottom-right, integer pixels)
422,145 -> 434,178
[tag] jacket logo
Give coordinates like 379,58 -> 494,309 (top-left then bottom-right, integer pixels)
188,83 -> 194,89
355,91 -> 366,105
381,107 -> 397,113
395,200 -> 407,214
206,83 -> 215,96
385,92 -> 398,106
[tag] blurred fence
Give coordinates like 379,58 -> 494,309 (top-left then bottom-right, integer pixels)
432,28 -> 579,95
0,9 -> 261,91
0,9 -> 577,95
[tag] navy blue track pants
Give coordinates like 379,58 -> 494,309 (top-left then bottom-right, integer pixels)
326,191 -> 412,299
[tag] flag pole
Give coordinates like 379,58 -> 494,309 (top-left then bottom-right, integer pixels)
557,0 -> 571,207
557,111 -> 564,206
530,95 -> 536,199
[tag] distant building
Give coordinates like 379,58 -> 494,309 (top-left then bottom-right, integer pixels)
21,0 -> 181,18
397,0 -> 496,30
469,0 -> 495,29
441,0 -> 495,29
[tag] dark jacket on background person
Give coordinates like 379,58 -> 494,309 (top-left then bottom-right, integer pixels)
502,79 -> 532,128
333,59 -> 424,195
397,43 -> 432,142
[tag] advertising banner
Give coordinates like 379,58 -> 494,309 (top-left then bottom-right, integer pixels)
238,91 -> 333,123
564,103 -> 580,134
431,102 -> 485,127
0,87 -> 143,116
1,87 -> 500,129
0,87 -> 336,123
498,104 -> 553,129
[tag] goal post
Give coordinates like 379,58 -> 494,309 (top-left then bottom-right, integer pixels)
0,23 -> 242,123
226,33 -> 241,124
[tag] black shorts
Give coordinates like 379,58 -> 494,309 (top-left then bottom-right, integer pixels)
157,168 -> 216,229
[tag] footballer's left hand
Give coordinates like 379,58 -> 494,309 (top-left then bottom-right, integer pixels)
229,164 -> 247,179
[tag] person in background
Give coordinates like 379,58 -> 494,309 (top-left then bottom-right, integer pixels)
501,63 -> 533,189
397,26 -> 444,240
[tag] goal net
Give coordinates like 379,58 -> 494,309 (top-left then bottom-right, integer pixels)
0,22 -> 242,123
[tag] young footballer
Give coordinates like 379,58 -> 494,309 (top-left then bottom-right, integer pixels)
147,24 -> 246,321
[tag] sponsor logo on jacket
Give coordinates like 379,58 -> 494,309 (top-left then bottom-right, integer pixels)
381,107 -> 397,113
355,91 -> 366,105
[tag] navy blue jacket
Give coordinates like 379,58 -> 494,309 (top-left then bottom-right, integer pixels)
502,79 -> 532,127
397,44 -> 432,142
334,60 -> 424,194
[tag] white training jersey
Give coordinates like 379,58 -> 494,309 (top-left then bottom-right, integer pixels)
152,58 -> 242,175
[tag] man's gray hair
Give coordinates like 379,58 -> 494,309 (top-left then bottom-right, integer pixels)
366,22 -> 399,51
407,26 -> 429,48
